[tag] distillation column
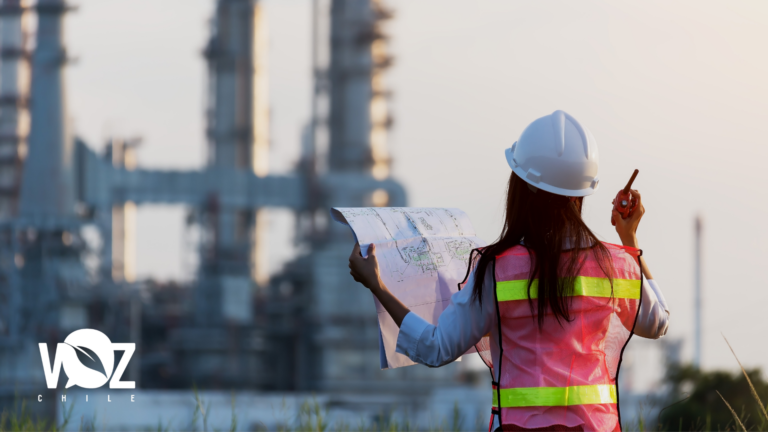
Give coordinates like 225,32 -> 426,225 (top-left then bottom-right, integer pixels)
0,0 -> 31,219
18,0 -> 74,223
0,0 -> 31,369
16,0 -> 76,333
199,0 -> 269,324
170,0 -> 270,389
327,0 -> 391,180
0,0 -> 76,401
308,0 -> 449,392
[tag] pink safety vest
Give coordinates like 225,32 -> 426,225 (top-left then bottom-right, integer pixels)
468,243 -> 643,432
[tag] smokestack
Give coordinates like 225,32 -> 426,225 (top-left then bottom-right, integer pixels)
18,0 -> 74,223
694,215 -> 703,367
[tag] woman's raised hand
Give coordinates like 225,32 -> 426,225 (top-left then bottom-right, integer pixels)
348,243 -> 384,292
348,243 -> 410,326
612,189 -> 644,248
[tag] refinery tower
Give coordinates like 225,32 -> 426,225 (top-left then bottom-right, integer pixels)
0,0 -> 462,413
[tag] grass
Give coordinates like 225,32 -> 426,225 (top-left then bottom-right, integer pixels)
624,334 -> 768,432
275,398 -> 474,432
0,396 -> 74,432
716,334 -> 768,432
3,337 -> 765,431
0,392 -> 480,432
722,334 -> 768,425
0,381 -> 761,432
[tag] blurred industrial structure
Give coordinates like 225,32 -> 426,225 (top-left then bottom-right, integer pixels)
694,215 -> 703,368
0,0 -> 465,417
0,0 -> 29,221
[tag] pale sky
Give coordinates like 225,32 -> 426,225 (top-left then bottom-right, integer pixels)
67,1 -> 768,374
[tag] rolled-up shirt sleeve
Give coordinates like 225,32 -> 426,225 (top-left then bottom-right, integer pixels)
396,310 -> 431,360
395,267 -> 495,367
633,279 -> 670,339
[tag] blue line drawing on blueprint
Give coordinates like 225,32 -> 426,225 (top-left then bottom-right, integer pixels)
332,207 -> 481,283
330,206 -> 487,369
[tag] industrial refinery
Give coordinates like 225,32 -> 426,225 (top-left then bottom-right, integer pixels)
0,0 -> 742,429
0,0 -> 474,423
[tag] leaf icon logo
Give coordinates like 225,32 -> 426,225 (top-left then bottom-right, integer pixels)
66,343 -> 108,380
60,329 -> 115,389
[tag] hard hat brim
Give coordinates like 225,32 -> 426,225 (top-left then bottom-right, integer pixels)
509,164 -> 599,198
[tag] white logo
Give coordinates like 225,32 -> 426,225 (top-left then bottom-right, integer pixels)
38,329 -> 135,389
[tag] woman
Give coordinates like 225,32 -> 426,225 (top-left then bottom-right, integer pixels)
348,110 -> 669,432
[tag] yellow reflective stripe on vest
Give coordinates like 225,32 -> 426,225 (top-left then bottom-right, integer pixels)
496,276 -> 640,302
492,385 -> 617,408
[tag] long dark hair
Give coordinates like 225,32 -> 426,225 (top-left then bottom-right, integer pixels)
471,172 -> 614,328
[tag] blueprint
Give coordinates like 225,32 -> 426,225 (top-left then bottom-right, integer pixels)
331,207 -> 486,369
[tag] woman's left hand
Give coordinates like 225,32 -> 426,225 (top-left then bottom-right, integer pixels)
349,243 -> 383,291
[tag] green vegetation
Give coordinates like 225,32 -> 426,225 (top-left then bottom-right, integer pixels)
3,337 -> 766,431
0,397 -> 74,432
4,375 -> 767,432
274,399 -> 476,432
653,336 -> 768,431
656,364 -> 768,431
0,394 -> 479,432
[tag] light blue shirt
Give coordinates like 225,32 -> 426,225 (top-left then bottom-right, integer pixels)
395,265 -> 669,429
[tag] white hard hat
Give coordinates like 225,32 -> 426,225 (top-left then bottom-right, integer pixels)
505,110 -> 599,197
